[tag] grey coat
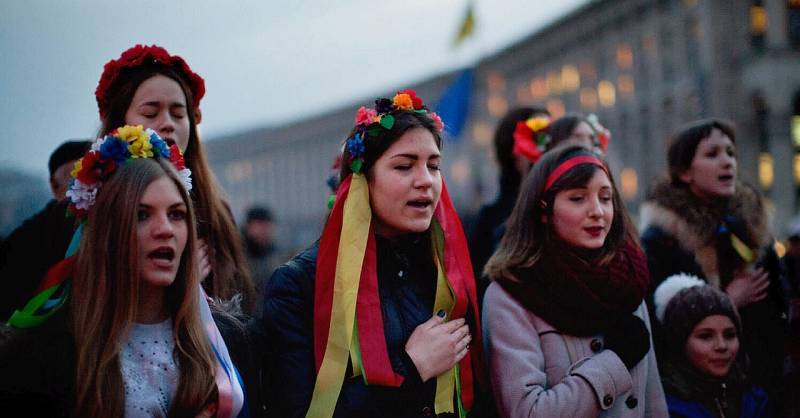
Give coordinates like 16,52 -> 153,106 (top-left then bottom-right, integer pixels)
483,282 -> 668,418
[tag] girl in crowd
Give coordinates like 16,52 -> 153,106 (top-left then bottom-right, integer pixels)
510,113 -> 609,168
0,128 -> 248,417
654,274 -> 770,417
469,107 -> 549,297
483,144 -> 667,417
262,90 -> 483,417
547,113 -> 609,156
471,111 -> 609,284
1,44 -> 256,318
639,118 -> 786,403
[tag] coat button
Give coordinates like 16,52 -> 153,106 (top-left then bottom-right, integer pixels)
590,338 -> 603,352
421,406 -> 433,416
625,395 -> 638,409
603,394 -> 613,407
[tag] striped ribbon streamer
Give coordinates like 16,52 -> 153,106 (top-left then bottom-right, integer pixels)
307,173 -> 371,418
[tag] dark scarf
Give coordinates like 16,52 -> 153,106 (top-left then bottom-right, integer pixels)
495,240 -> 649,336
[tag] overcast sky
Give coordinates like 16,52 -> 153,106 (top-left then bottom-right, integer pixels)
0,0 -> 587,176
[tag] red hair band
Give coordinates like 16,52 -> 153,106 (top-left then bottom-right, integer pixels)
544,155 -> 607,192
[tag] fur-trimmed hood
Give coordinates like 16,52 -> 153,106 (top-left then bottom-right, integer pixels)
639,179 -> 771,287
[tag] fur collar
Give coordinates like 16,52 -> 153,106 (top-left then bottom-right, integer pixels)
640,180 -> 771,286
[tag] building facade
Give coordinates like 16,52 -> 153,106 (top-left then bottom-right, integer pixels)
205,0 -> 800,251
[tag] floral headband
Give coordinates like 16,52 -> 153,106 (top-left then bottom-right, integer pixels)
345,89 -> 444,174
586,113 -> 611,152
512,116 -> 552,163
66,125 -> 192,219
96,44 -> 205,119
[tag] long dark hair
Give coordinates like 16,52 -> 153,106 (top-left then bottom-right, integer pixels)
485,144 -> 636,281
98,64 -> 256,312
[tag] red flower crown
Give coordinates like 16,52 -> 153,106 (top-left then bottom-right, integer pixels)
95,44 -> 205,119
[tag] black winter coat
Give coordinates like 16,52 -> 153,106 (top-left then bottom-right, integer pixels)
0,199 -> 74,320
468,178 -> 519,306
261,235 -> 451,418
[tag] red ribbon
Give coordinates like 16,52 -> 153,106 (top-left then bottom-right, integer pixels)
313,175 -> 485,409
544,155 -> 607,192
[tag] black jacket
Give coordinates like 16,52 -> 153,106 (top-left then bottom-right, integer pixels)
261,235 -> 451,418
0,199 -> 74,320
468,179 -> 519,289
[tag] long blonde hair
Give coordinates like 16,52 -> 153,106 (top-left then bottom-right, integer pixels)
70,158 -> 217,417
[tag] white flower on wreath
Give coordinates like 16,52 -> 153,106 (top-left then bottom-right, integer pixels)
178,168 -> 193,192
66,178 -> 100,210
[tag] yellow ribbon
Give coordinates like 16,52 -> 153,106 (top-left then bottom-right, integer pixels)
730,233 -> 756,263
431,220 -> 458,415
306,173 -> 371,418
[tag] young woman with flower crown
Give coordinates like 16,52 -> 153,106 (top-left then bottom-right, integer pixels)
482,144 -> 667,417
261,90 -> 484,418
0,44 -> 256,319
0,127 -> 250,417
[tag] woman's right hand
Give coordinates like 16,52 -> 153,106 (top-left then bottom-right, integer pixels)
405,314 -> 471,382
725,267 -> 770,308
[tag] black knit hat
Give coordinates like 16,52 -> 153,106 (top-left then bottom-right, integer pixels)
654,273 -> 741,353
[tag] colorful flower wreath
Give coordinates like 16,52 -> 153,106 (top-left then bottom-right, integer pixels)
586,113 -> 611,152
95,44 -> 205,119
512,116 -> 552,163
66,125 -> 192,219
345,89 -> 444,174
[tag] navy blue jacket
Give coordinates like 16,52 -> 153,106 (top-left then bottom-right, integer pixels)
261,235 -> 454,418
665,387 -> 769,418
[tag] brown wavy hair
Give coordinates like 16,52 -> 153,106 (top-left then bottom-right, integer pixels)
71,158 -> 218,417
98,63 -> 256,312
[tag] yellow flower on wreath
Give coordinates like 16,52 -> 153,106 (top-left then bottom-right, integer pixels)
393,93 -> 414,110
70,159 -> 83,178
119,125 -> 154,158
525,116 -> 550,132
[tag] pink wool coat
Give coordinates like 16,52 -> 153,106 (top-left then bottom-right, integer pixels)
483,282 -> 668,418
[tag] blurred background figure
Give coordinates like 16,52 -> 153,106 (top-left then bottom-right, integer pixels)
242,205 -> 280,312
784,217 -> 800,299
469,106 -> 549,295
784,216 -> 800,418
0,140 -> 91,319
47,140 -> 91,201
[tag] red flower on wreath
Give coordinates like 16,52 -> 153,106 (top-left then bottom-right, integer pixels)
168,144 -> 186,170
76,151 -> 115,185
512,122 -> 544,163
398,89 -> 424,110
95,44 -> 205,119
